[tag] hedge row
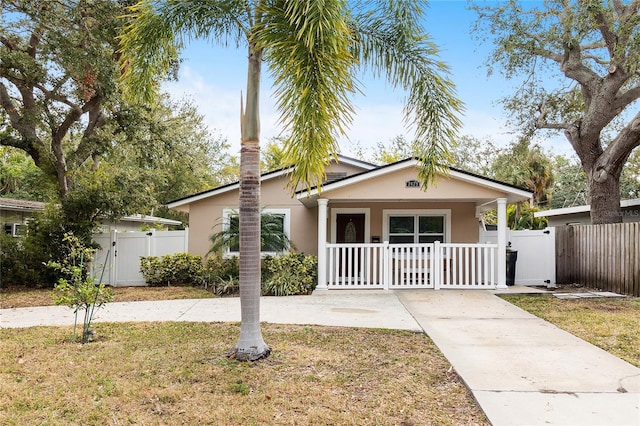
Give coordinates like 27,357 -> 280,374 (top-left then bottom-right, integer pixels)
139,252 -> 317,296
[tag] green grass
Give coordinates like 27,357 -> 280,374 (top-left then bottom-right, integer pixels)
503,295 -> 640,367
0,322 -> 488,425
1,285 -> 216,309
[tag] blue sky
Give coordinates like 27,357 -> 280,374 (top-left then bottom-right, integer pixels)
163,1 -> 573,157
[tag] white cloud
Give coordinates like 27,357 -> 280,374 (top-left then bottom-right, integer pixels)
459,109 -> 515,147
164,66 -> 575,160
163,66 -> 281,154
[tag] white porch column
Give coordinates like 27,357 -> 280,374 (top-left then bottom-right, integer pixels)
497,197 -> 508,289
316,198 -> 329,290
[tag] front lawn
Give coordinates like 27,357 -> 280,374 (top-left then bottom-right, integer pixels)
503,295 -> 640,368
0,285 -> 215,309
0,322 -> 488,425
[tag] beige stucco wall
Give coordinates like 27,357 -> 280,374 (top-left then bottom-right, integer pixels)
327,201 -> 479,244
185,161 -> 367,257
323,167 -> 505,201
179,161 -> 514,257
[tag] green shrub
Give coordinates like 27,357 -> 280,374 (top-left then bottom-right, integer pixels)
139,253 -> 203,286
261,253 -> 317,296
138,252 -> 317,297
139,256 -> 164,286
164,252 -> 204,285
213,275 -> 240,296
202,256 -> 239,295
0,233 -> 38,287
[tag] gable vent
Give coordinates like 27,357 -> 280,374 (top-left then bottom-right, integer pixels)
324,172 -> 347,183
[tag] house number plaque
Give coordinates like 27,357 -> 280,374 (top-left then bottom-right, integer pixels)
405,180 -> 420,188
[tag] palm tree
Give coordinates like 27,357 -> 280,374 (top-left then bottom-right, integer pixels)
208,209 -> 291,255
119,0 -> 462,361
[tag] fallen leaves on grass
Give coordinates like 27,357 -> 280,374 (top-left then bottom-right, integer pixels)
0,322 -> 488,425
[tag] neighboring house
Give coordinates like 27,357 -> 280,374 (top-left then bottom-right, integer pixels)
99,214 -> 182,232
0,197 -> 182,235
534,198 -> 640,227
168,156 -> 533,290
0,198 -> 46,236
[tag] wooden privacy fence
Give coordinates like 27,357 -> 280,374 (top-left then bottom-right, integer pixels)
556,223 -> 640,296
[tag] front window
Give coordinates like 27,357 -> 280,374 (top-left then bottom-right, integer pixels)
385,210 -> 450,244
222,208 -> 290,256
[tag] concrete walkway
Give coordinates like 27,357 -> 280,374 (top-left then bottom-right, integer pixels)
2,289 -> 639,425
396,290 -> 640,426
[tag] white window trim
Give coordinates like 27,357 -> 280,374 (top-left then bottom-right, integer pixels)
222,208 -> 291,258
382,209 -> 452,243
3,222 -> 22,237
330,208 -> 371,244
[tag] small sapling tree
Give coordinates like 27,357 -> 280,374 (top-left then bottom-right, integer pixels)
50,233 -> 113,343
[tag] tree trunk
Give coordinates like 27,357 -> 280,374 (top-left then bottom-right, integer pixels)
566,124 -> 628,225
228,44 -> 270,361
589,172 -> 622,224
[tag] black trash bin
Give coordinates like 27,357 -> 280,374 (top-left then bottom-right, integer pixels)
506,247 -> 518,286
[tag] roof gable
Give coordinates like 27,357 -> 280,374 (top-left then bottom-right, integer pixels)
296,158 -> 532,204
167,154 -> 375,211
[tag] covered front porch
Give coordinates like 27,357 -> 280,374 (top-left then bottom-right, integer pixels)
296,159 -> 532,290
325,241 -> 498,289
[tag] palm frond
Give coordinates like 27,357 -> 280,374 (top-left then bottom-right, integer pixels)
119,0 -> 247,104
349,1 -> 463,186
256,0 -> 358,191
208,209 -> 291,254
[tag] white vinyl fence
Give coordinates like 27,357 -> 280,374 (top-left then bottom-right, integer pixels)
326,241 -> 497,290
479,228 -> 556,287
92,229 -> 188,286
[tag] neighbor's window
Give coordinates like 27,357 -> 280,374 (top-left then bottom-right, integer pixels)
388,215 -> 445,244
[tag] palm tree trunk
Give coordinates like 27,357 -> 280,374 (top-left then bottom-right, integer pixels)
228,43 -> 270,361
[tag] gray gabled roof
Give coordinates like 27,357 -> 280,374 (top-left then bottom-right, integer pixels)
0,198 -> 46,212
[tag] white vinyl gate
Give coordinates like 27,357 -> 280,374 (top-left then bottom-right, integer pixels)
480,228 -> 556,287
92,229 -> 189,286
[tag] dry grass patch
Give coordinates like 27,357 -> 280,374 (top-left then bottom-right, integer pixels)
503,295 -> 640,367
0,322 -> 487,425
1,286 -> 215,309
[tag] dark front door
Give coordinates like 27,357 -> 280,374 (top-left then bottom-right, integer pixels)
336,214 -> 365,279
336,214 -> 365,243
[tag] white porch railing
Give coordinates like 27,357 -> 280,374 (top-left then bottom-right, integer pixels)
326,241 -> 497,290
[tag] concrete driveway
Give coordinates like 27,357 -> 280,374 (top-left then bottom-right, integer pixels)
2,288 -> 639,425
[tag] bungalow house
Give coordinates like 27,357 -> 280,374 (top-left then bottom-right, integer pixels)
168,155 -> 532,290
534,198 -> 640,227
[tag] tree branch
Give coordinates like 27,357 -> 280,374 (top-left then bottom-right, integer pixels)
0,82 -> 22,127
34,82 -> 79,110
599,111 -> 640,175
535,119 -> 570,131
70,98 -> 106,168
613,86 -> 640,114
0,83 -> 41,164
591,6 -> 617,59
0,35 -> 17,50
